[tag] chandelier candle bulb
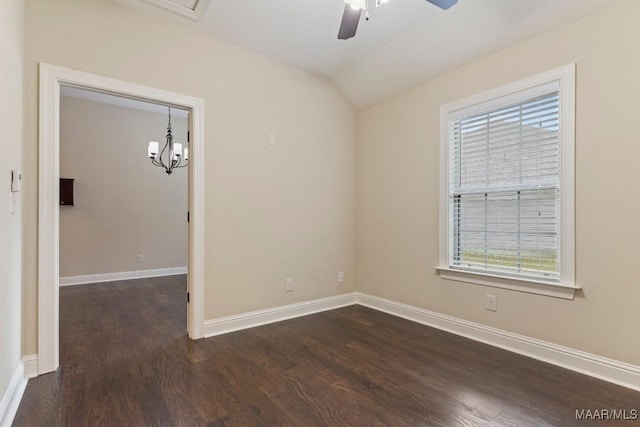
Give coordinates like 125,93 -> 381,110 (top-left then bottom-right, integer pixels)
148,141 -> 159,158
174,143 -> 183,159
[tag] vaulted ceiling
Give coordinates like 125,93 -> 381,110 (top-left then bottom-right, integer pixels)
115,0 -> 615,107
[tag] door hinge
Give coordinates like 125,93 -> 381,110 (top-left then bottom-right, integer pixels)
187,292 -> 190,303
187,131 -> 190,142
187,211 -> 190,222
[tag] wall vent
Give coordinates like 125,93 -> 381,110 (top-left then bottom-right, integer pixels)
141,0 -> 212,21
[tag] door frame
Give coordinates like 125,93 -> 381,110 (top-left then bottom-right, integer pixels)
38,63 -> 205,374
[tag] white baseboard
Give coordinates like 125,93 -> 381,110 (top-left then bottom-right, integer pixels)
201,291 -> 640,392
203,292 -> 358,337
22,355 -> 38,379
32,283 -> 640,395
0,362 -> 27,427
59,266 -> 187,286
356,292 -> 640,392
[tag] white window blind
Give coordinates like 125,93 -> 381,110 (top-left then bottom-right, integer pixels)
449,90 -> 561,281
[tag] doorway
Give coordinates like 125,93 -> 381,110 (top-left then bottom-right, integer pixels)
38,63 -> 205,375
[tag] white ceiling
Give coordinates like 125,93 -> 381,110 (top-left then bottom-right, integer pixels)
115,0 -> 616,108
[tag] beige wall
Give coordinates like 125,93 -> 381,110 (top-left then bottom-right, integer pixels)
0,0 -> 24,401
59,96 -> 188,277
23,0 -> 357,354
357,0 -> 640,366
26,0 -> 637,371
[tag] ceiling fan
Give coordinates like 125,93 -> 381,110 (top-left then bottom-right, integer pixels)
338,0 -> 458,40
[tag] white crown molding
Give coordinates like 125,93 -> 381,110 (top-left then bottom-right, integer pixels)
0,362 -> 27,427
141,0 -> 212,21
203,293 -> 358,337
355,292 -> 640,392
59,267 -> 187,286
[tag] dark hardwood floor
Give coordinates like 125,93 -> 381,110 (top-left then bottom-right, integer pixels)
13,277 -> 639,426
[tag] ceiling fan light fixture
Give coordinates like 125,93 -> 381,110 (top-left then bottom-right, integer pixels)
339,0 -> 456,40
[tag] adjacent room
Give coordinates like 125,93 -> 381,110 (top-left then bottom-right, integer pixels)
56,87 -> 190,395
2,0 -> 640,425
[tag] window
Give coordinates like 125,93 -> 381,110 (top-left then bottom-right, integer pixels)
438,65 -> 577,299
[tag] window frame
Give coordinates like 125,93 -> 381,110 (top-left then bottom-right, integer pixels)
437,64 -> 578,299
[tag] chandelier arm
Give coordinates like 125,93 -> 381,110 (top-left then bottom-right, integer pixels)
175,154 -> 188,169
158,140 -> 169,165
151,157 -> 164,168
151,151 -> 166,168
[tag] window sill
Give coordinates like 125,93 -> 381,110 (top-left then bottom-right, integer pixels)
434,267 -> 580,300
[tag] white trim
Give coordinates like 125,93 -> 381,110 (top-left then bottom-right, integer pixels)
38,63 -> 205,375
22,355 -> 38,379
435,267 -> 580,300
59,267 -> 187,286
61,86 -> 190,118
0,362 -> 27,427
440,65 -> 575,114
141,0 -> 212,21
203,293 -> 358,337
438,63 -> 576,297
59,276 -> 632,393
192,0 -> 212,20
448,80 -> 560,120
203,291 -> 640,392
356,292 -> 640,392
188,82 -> 205,341
38,63 -> 59,376
559,64 -> 576,289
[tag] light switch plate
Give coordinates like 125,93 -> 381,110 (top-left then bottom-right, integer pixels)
11,169 -> 21,192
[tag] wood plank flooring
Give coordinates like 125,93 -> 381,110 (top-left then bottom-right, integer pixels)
13,276 -> 640,426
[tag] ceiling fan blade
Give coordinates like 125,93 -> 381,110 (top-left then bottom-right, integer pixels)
338,5 -> 363,40
426,0 -> 458,10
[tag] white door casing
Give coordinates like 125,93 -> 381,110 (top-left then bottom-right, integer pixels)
38,63 -> 205,374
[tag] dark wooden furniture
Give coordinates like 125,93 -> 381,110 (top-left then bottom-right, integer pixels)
59,178 -> 74,206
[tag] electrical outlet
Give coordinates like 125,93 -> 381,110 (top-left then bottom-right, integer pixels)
285,278 -> 294,292
486,294 -> 497,312
137,255 -> 144,263
338,272 -> 345,283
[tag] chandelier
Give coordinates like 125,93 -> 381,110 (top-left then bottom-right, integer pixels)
147,107 -> 188,175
